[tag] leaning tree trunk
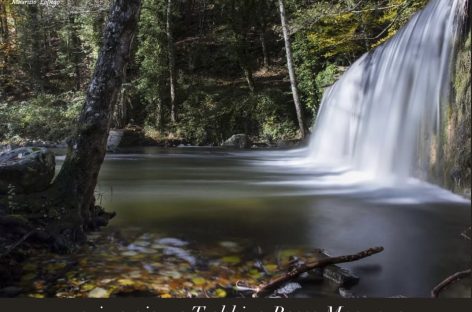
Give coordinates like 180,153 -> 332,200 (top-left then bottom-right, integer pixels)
278,0 -> 306,138
52,0 -> 141,244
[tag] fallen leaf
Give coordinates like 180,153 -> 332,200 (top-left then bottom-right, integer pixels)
117,279 -> 135,286
81,283 -> 96,291
88,287 -> 109,298
214,288 -> 227,298
191,277 -> 206,286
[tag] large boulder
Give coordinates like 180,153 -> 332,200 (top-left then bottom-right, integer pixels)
222,134 -> 251,149
0,147 -> 55,195
107,126 -> 148,151
107,129 -> 125,151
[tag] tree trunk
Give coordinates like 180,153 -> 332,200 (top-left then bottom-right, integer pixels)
52,0 -> 141,244
259,29 -> 270,69
243,63 -> 256,93
0,1 -> 9,92
278,0 -> 306,138
28,5 -> 44,93
114,83 -> 129,129
0,2 -> 9,43
167,0 -> 177,123
68,13 -> 82,91
155,96 -> 163,130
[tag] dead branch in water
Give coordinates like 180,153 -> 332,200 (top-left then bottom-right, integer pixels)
251,246 -> 384,297
0,230 -> 34,258
460,226 -> 471,241
431,269 -> 471,298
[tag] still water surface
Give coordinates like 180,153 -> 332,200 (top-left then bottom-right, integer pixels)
59,147 -> 470,297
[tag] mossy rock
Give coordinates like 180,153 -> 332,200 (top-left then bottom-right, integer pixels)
0,147 -> 55,194
222,134 -> 251,149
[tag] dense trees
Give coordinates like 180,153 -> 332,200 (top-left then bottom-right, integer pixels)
0,0 -> 430,146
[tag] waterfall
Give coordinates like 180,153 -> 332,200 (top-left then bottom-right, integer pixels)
307,0 -> 467,183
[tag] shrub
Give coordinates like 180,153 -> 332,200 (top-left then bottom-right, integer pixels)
0,92 -> 83,143
177,88 -> 299,145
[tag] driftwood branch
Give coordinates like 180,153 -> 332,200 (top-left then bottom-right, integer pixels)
460,226 -> 471,240
252,246 -> 384,297
431,269 -> 471,298
0,230 -> 34,258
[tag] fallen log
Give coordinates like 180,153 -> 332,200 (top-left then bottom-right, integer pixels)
252,246 -> 384,297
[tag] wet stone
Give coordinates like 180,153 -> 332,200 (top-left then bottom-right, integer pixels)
0,286 -> 23,297
156,238 -> 188,247
276,282 -> 302,295
323,265 -> 360,287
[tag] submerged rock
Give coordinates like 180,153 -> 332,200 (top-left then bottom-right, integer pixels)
222,134 -> 251,149
163,246 -> 196,266
107,129 -> 124,151
0,147 -> 55,194
156,237 -> 188,247
276,282 -> 302,295
0,286 -> 23,297
323,265 -> 360,287
312,250 -> 360,287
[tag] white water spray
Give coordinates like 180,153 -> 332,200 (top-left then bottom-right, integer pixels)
307,0 -> 467,183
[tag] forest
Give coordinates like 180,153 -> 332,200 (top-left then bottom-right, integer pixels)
1,0 -> 429,147
0,0 -> 470,301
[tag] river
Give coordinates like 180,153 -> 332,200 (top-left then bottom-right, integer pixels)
56,147 -> 470,298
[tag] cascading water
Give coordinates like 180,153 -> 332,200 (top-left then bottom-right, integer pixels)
307,0 -> 467,183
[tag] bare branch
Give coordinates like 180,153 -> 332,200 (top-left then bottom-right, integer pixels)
431,269 -> 471,298
251,246 -> 384,297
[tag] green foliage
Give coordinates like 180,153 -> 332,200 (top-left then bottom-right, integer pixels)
134,0 -> 169,129
441,31 -> 471,192
374,0 -> 429,46
0,92 -> 83,143
177,88 -> 298,145
290,0 -> 429,117
315,63 -> 342,95
292,34 -> 319,114
1,1 -> 106,99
